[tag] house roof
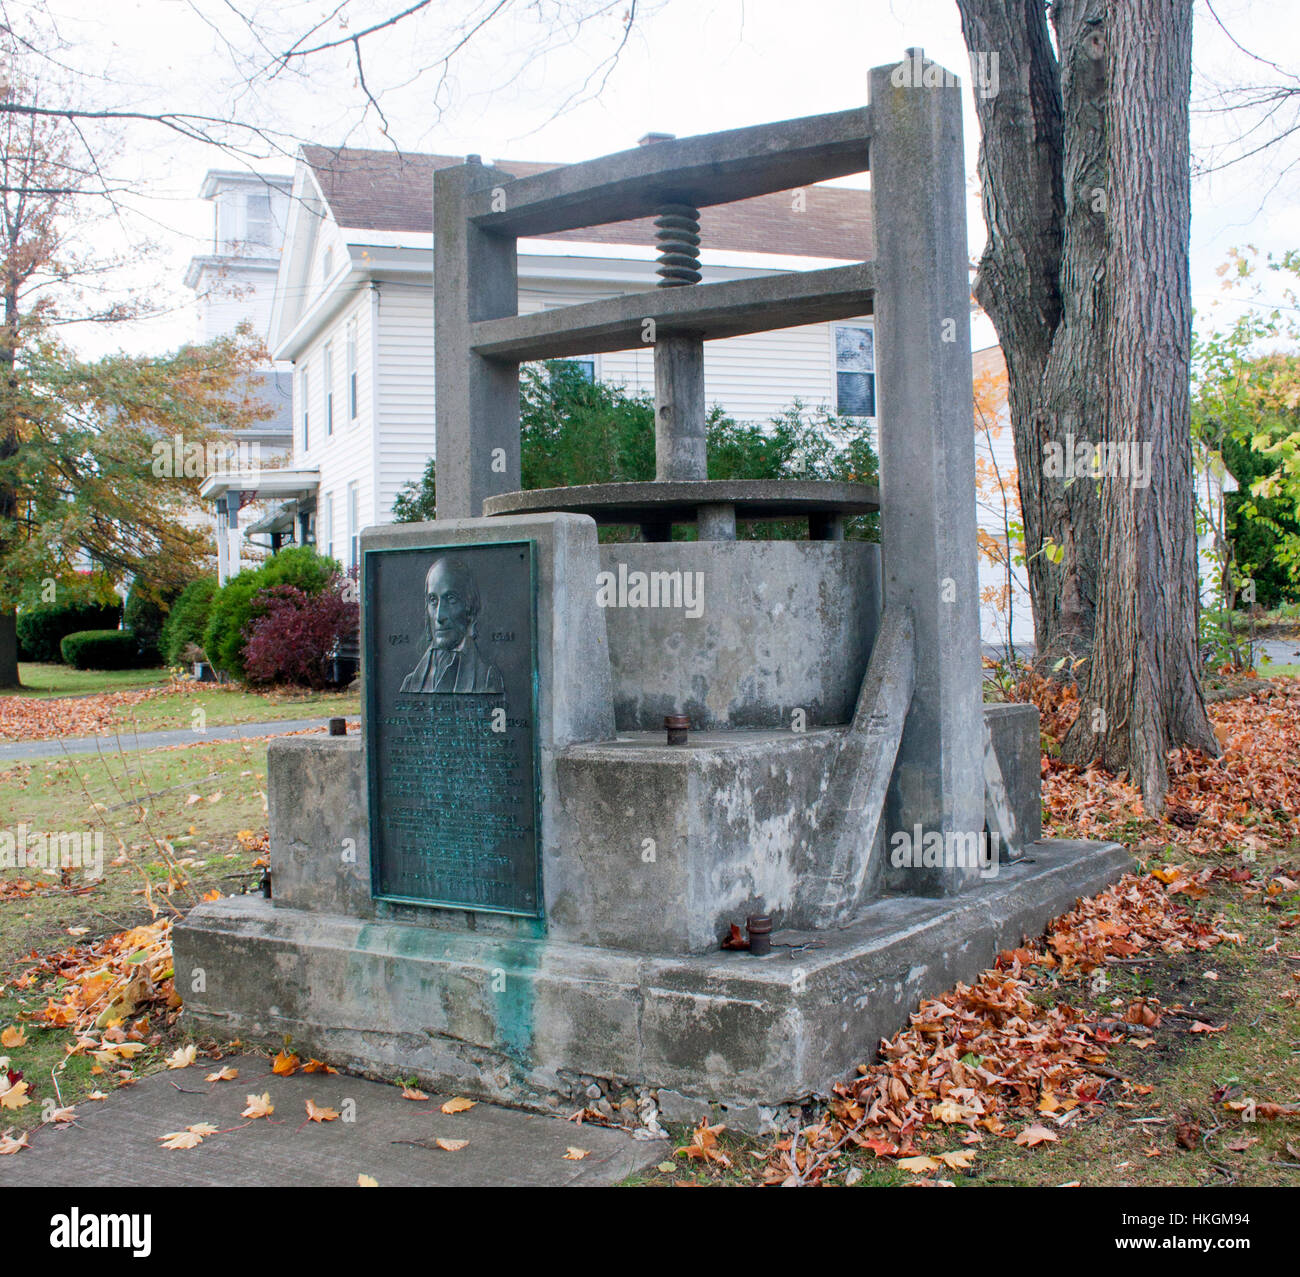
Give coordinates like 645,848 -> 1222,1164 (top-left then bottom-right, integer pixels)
299,145 -> 872,262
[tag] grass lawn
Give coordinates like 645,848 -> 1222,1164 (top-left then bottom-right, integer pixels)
1233,605 -> 1300,638
0,664 -> 359,745
0,736 -> 271,952
1261,662 -> 1300,679
0,736 -> 275,1127
4,664 -> 173,698
100,683 -> 359,734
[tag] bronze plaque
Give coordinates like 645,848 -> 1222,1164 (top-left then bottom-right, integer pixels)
364,539 -> 540,916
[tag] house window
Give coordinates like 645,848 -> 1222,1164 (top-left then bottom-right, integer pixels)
245,192 -> 273,248
324,491 -> 335,562
346,318 -> 358,421
549,357 -> 596,385
323,342 -> 334,436
347,482 -> 359,570
299,364 -> 310,452
834,324 -> 875,418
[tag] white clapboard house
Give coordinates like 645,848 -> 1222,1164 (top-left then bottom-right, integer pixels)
201,140 -> 1024,643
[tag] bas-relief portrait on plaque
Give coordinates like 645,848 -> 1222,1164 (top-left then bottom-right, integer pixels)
364,540 -> 540,916
400,557 -> 505,695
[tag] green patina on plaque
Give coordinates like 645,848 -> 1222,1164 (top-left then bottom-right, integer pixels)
363,539 -> 540,916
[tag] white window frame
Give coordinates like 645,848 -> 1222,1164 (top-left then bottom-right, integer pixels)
346,318 -> 358,421
323,341 -> 334,436
324,491 -> 335,562
346,481 -> 359,570
298,363 -> 310,453
832,322 -> 876,420
244,191 -> 273,249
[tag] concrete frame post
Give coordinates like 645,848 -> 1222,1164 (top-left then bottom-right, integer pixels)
433,159 -> 520,519
869,52 -> 985,895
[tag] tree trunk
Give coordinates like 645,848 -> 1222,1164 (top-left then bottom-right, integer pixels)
955,0 -> 1107,668
0,611 -> 17,688
1037,0 -> 1108,663
1060,0 -> 1219,807
0,274 -> 18,690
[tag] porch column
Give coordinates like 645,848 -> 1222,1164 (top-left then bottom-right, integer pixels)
225,492 -> 242,581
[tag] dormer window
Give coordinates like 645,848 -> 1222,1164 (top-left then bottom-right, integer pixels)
215,187 -> 279,255
245,193 -> 273,248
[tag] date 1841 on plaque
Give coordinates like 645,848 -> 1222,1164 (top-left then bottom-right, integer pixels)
363,540 -> 540,916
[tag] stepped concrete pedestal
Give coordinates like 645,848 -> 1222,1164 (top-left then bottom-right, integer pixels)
175,704 -> 1128,1112
175,838 -> 1129,1115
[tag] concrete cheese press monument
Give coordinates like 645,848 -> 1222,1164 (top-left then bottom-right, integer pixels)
176,54 -> 1128,1118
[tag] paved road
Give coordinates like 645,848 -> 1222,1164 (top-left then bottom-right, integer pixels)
0,717 -> 358,761
1258,636 -> 1300,666
0,1056 -> 662,1187
983,638 -> 1300,671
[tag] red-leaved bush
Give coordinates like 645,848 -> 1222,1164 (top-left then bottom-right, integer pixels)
241,577 -> 358,688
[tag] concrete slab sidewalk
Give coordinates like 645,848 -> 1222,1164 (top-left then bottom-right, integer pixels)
0,1056 -> 664,1187
0,718 -> 356,761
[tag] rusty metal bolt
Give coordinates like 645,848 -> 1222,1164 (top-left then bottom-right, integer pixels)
746,913 -> 772,956
329,717 -> 347,736
664,713 -> 690,745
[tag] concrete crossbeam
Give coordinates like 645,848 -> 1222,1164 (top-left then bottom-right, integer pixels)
469,263 -> 875,362
466,108 -> 871,236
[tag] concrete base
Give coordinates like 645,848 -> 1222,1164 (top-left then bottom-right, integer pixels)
266,704 -> 1045,957
175,838 -> 1130,1113
984,702 -> 1043,847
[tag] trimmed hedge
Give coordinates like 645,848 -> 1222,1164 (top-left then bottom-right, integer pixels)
203,547 -> 339,680
160,576 -> 217,667
17,600 -> 123,664
60,629 -> 149,670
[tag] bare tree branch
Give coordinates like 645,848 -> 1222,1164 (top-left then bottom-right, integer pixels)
277,1 -> 432,63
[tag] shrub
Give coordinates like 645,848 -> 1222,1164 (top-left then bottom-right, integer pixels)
18,598 -> 123,664
60,629 -> 147,670
203,547 -> 339,680
1222,433 -> 1300,609
392,456 -> 436,523
124,577 -> 187,666
241,577 -> 359,689
519,361 -> 656,489
160,576 -> 218,668
392,364 -> 881,544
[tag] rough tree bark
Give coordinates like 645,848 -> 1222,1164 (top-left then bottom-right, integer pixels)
1060,0 -> 1220,806
954,0 -> 1108,666
0,255 -> 21,689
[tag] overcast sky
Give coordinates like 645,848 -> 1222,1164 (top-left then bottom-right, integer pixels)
16,0 -> 1296,357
